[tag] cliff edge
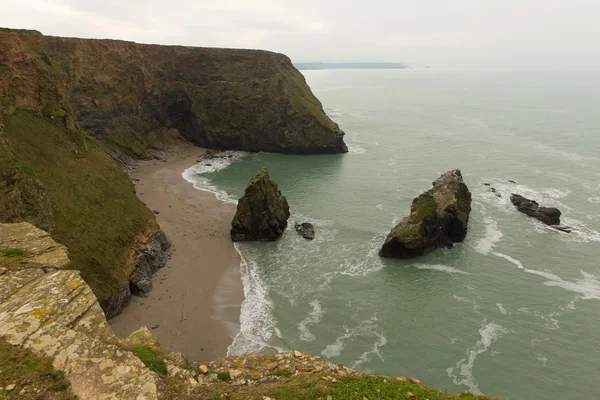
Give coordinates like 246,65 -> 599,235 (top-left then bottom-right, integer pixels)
0,28 -> 345,316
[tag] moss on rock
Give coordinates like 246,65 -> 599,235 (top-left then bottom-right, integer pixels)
380,169 -> 472,259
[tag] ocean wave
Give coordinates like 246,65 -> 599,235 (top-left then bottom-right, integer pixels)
588,197 -> 600,204
412,263 -> 469,275
181,150 -> 247,203
351,333 -> 387,370
447,322 -> 508,395
321,315 -> 382,359
496,303 -> 510,315
347,144 -> 367,155
298,300 -> 326,342
533,216 -> 600,243
227,249 -> 282,355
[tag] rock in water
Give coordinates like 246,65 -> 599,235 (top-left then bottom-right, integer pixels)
510,194 -> 561,225
295,222 -> 315,240
379,170 -> 472,259
231,168 -> 290,241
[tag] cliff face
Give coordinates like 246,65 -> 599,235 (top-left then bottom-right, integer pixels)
0,29 -> 346,162
0,28 -> 346,316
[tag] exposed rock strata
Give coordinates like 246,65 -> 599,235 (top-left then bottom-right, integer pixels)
0,28 -> 347,160
380,170 -> 472,258
231,168 -> 290,242
510,194 -> 564,227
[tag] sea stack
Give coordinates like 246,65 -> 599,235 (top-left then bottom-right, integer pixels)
379,169 -> 472,259
230,168 -> 290,242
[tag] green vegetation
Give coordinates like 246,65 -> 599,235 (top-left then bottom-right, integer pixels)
0,337 -> 75,399
1,248 -> 23,257
2,111 -> 156,311
131,346 -> 167,375
413,190 -> 438,219
273,368 -> 292,377
217,371 -> 231,382
331,376 -> 495,400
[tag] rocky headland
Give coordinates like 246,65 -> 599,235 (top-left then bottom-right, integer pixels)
0,27 -> 346,316
380,169 -> 472,258
231,168 -> 290,242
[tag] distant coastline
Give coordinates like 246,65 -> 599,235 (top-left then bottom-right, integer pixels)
294,62 -> 409,70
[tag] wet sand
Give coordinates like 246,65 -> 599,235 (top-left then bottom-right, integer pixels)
109,144 -> 243,363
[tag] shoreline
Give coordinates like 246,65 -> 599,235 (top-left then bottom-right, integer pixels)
109,143 -> 244,363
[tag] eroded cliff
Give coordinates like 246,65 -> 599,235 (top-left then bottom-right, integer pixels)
0,28 -> 346,316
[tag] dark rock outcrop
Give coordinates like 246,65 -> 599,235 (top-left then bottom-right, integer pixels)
379,170 -> 472,259
231,168 -> 290,242
295,222 -> 315,240
510,194 -> 561,226
129,231 -> 171,296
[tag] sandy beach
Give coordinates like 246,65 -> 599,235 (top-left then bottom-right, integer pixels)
109,144 -> 243,363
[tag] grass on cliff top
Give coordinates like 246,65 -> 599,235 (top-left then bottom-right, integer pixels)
197,374 -> 497,400
2,111 -> 156,309
0,337 -> 76,400
0,248 -> 23,257
131,346 -> 167,375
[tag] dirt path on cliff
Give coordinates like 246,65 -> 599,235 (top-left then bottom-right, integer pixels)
109,144 -> 243,363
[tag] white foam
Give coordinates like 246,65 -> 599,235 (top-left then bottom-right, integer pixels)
351,333 -> 387,369
588,197 -> 600,204
474,216 -> 503,255
321,316 -> 381,359
227,248 -> 282,355
412,263 -> 469,275
447,322 -> 508,395
321,327 -> 355,358
347,144 -> 367,155
496,303 -> 509,315
181,151 -> 247,203
298,300 -> 326,342
536,354 -> 548,366
475,211 -> 600,300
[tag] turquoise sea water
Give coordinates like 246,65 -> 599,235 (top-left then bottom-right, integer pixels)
183,68 -> 600,399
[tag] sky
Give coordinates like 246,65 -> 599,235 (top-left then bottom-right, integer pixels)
1,0 -> 600,68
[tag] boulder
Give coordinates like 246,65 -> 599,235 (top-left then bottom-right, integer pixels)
510,194 -> 561,226
379,170 -> 472,259
231,168 -> 290,242
295,222 -> 315,240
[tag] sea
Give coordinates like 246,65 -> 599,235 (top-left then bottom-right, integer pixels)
182,68 -> 600,399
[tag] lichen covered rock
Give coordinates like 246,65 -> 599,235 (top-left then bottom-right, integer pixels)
380,170 -> 471,258
231,168 -> 290,242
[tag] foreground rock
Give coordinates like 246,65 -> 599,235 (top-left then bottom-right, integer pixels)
0,222 -> 494,399
510,194 -> 561,226
295,222 -> 315,240
380,170 -> 472,258
231,168 -> 290,241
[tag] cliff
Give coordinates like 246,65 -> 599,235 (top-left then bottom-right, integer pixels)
0,28 -> 346,316
0,222 -> 494,399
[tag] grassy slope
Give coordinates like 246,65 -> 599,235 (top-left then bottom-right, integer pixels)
0,337 -> 75,400
2,111 -> 156,306
195,374 -> 497,400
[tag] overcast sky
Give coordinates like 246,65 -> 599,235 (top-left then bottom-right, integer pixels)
1,0 -> 599,67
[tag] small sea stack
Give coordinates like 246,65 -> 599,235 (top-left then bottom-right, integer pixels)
379,169 -> 472,259
295,222 -> 315,240
510,194 -> 562,226
230,168 -> 290,242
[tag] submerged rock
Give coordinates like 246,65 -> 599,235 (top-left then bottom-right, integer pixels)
231,168 -> 290,242
379,170 -> 472,259
510,194 -> 561,226
295,222 -> 315,240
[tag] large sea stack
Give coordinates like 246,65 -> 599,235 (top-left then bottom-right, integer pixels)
379,169 -> 472,259
231,168 -> 290,242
